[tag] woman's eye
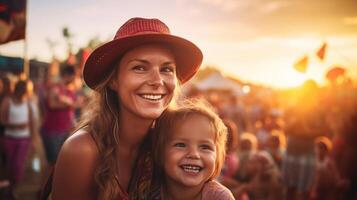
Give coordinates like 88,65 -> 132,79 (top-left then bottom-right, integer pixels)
132,65 -> 145,71
161,66 -> 175,73
174,143 -> 185,148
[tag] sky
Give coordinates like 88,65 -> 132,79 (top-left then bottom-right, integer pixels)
1,0 -> 357,88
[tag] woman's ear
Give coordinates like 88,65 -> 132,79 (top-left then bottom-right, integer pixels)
109,79 -> 118,91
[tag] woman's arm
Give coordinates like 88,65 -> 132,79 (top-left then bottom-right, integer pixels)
52,130 -> 99,200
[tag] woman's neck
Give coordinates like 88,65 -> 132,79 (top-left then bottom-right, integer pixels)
115,111 -> 154,190
164,182 -> 203,200
118,111 -> 153,151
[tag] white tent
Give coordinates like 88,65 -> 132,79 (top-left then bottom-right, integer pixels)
195,72 -> 242,95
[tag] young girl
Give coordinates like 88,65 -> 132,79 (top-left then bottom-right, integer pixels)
154,100 -> 234,200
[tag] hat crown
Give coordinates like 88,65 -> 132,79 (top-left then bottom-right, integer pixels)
114,18 -> 171,39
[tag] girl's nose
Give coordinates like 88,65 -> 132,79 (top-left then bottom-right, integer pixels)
186,147 -> 200,159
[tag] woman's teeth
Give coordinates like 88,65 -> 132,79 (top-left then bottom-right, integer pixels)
140,94 -> 163,100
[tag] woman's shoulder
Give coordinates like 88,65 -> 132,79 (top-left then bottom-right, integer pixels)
52,129 -> 99,199
62,129 -> 99,156
202,180 -> 235,200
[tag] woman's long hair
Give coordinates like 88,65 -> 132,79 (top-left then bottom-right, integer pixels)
75,68 -> 121,199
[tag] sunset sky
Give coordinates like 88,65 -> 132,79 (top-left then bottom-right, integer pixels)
1,0 -> 357,88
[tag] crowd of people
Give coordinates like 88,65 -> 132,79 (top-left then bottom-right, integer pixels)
184,77 -> 357,200
0,64 -> 86,199
0,17 -> 356,200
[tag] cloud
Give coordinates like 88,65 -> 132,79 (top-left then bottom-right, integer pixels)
195,0 -> 293,13
259,1 -> 292,13
197,0 -> 243,12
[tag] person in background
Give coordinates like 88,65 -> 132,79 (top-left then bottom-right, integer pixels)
0,76 -> 12,199
310,136 -> 347,200
266,130 -> 286,169
220,119 -> 240,189
41,64 -> 82,167
153,100 -> 234,199
233,151 -> 283,200
235,132 -> 258,183
0,80 -> 34,198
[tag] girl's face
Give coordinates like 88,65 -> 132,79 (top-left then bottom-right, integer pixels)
164,114 -> 217,188
112,44 -> 177,120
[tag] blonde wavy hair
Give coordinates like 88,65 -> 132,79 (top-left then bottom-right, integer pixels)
153,99 -> 228,181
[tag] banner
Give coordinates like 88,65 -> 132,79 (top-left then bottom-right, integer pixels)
294,55 -> 309,73
316,42 -> 327,61
0,0 -> 26,44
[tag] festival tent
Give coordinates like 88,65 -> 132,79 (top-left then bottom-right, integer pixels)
195,72 -> 243,95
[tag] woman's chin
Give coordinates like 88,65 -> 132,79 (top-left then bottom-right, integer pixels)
138,109 -> 165,120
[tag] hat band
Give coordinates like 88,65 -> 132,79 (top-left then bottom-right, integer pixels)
115,19 -> 170,39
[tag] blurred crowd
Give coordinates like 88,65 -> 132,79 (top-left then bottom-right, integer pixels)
185,77 -> 357,200
0,65 -> 356,200
0,65 -> 87,199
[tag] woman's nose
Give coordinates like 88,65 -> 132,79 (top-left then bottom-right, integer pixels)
147,68 -> 164,86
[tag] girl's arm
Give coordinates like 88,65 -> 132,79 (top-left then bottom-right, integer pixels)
52,130 -> 98,200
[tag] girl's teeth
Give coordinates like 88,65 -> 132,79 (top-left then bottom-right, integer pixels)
183,168 -> 199,173
182,165 -> 201,173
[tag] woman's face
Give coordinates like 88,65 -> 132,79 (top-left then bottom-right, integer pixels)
112,44 -> 177,120
164,114 -> 216,189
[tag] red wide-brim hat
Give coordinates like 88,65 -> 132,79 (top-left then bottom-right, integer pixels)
83,18 -> 203,89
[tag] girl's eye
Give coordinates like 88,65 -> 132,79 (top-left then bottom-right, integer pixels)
201,144 -> 213,151
174,142 -> 185,148
132,65 -> 145,71
161,65 -> 175,73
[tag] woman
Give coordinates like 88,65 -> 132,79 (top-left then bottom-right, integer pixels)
0,79 -> 33,196
49,17 -> 203,200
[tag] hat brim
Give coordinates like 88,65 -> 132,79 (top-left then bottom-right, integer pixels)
83,33 -> 203,89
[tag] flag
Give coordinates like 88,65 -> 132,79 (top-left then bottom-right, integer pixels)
316,42 -> 327,61
294,56 -> 309,73
0,0 -> 26,44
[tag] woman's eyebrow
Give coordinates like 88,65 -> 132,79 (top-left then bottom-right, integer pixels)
128,59 -> 175,65
162,61 -> 176,66
128,59 -> 150,64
